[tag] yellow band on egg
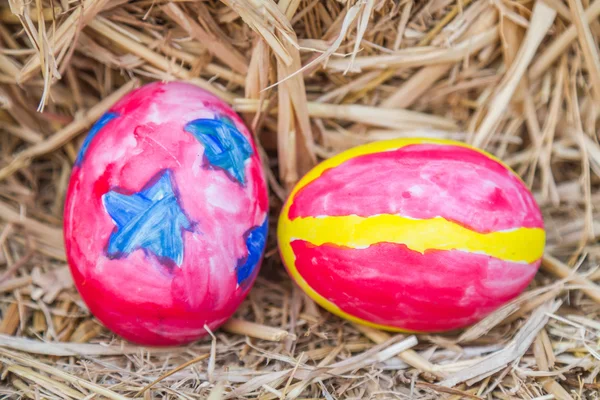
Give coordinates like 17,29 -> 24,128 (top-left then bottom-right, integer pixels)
283,214 -> 545,264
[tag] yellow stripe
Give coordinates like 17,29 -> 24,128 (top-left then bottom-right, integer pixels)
282,214 -> 545,264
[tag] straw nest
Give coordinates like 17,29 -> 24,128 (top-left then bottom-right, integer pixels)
1,0 -> 600,398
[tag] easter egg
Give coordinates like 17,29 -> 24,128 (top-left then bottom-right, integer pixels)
278,138 -> 544,332
64,81 -> 268,346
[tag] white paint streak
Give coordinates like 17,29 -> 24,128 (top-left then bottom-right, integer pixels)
205,182 -> 243,213
145,102 -> 165,124
144,136 -> 182,167
192,152 -> 202,177
409,185 -> 424,196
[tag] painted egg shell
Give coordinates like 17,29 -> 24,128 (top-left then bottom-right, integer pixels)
278,138 -> 545,333
64,81 -> 269,346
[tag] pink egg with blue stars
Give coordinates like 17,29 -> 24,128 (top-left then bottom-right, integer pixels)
64,81 -> 269,346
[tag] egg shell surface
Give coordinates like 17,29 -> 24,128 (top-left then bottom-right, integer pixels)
64,81 -> 269,346
278,138 -> 545,333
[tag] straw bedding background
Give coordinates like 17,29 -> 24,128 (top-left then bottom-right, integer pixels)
0,0 -> 599,398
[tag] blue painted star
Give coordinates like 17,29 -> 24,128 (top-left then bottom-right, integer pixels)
184,117 -> 253,185
76,112 -> 119,166
102,170 -> 194,267
236,218 -> 268,285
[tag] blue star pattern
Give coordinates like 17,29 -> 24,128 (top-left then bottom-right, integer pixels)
184,117 -> 253,185
75,112 -> 119,166
236,218 -> 268,285
102,170 -> 194,267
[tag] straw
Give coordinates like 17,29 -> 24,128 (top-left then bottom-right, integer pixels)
1,0 -> 599,398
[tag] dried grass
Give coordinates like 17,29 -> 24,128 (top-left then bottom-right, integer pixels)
1,0 -> 600,398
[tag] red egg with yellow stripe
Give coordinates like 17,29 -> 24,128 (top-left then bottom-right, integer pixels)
277,138 -> 545,332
